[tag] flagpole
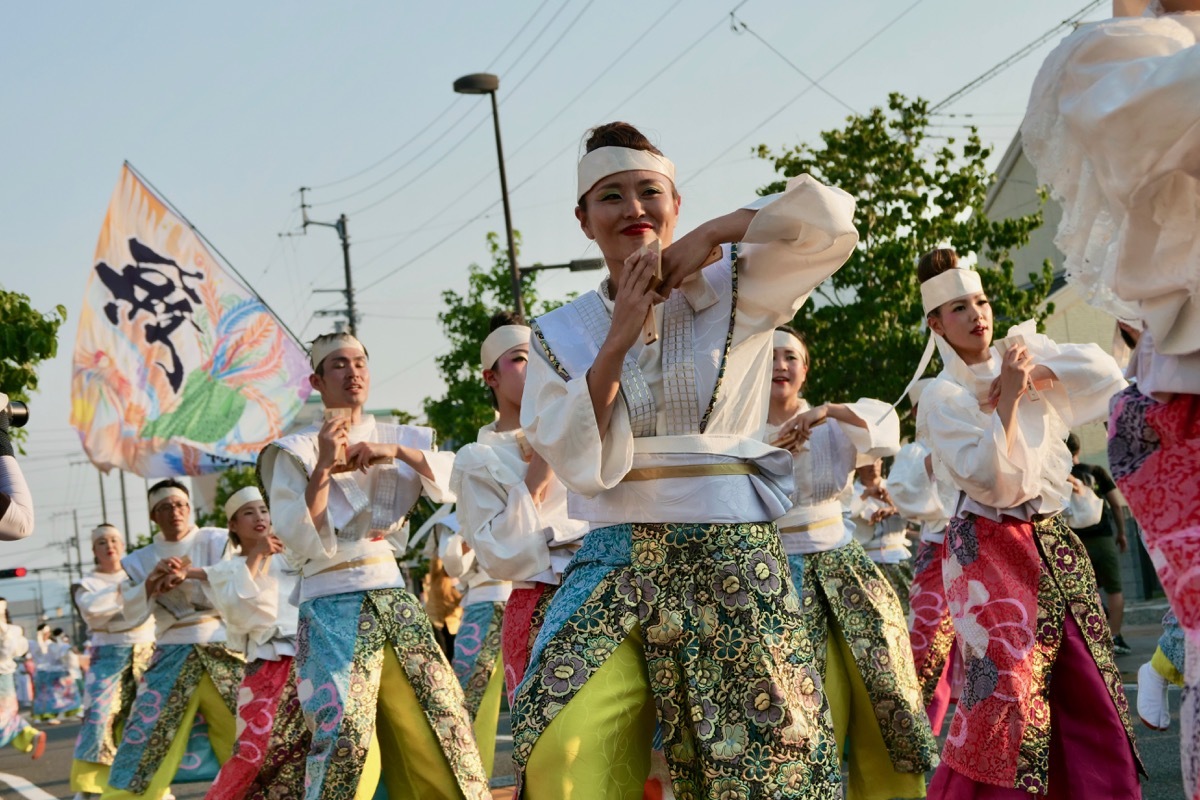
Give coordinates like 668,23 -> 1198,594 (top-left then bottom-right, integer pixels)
122,161 -> 308,349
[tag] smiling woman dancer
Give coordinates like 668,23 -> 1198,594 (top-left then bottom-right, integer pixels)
913,249 -> 1142,798
513,121 -> 858,799
765,326 -> 937,800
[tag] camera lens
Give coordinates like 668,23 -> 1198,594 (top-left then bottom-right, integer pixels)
6,401 -> 28,428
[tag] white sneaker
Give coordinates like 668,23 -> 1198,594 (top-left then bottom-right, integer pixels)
1137,661 -> 1171,730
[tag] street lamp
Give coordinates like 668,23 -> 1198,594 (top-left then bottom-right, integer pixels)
518,258 -> 606,275
454,72 -> 524,319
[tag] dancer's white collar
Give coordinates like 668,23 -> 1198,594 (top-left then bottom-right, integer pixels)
481,325 -> 531,370
577,147 -> 676,201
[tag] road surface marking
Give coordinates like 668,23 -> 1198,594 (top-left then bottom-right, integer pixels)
0,772 -> 57,800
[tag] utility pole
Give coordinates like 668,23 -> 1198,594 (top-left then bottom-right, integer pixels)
97,468 -> 108,522
119,471 -> 132,549
289,187 -> 358,336
69,510 -> 85,644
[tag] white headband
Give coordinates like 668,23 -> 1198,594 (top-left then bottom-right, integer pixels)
773,329 -> 806,354
310,333 -> 367,371
920,268 -> 983,315
481,325 -> 531,370
91,524 -> 122,544
577,146 -> 676,201
148,485 -> 189,513
224,486 -> 264,521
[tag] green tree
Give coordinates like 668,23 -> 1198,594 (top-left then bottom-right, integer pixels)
194,465 -> 259,528
0,288 -> 67,446
422,232 -> 566,450
756,93 -> 1054,418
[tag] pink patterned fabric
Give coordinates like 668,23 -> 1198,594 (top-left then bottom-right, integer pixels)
204,656 -> 308,800
501,583 -> 553,705
908,539 -> 958,734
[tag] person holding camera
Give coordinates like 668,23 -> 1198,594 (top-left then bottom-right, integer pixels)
0,393 -> 33,541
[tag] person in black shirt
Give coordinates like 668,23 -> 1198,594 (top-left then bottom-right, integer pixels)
1067,433 -> 1132,654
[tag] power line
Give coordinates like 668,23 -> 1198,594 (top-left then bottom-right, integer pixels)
304,0 -> 556,193
729,12 -> 857,115
685,0 -> 926,185
931,0 -> 1105,112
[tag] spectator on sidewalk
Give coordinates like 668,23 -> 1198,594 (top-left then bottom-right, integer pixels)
1066,433 -> 1132,654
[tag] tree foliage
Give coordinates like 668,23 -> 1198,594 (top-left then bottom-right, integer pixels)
0,287 -> 67,445
422,232 -> 566,450
757,93 -> 1054,419
194,465 -> 259,528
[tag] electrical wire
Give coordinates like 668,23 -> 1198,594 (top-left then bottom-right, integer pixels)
684,0 -> 927,186
931,0 -> 1105,112
305,0 -> 556,193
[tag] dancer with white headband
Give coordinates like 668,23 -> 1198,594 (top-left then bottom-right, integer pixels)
200,486 -> 308,800
912,249 -> 1142,797
1022,1 -> 1200,792
887,381 -> 962,736
766,325 -> 936,799
513,121 -> 858,798
69,524 -> 156,800
258,331 -> 487,800
0,599 -> 45,760
103,479 -> 243,800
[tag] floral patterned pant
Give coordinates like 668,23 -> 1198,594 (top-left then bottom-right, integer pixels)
294,588 -> 489,800
74,643 -> 153,767
511,521 -> 840,800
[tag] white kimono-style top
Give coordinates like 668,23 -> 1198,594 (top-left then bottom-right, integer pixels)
449,423 -> 588,586
121,528 -> 231,645
917,322 -> 1126,522
1023,10 -> 1200,396
30,638 -> 75,673
436,514 -> 511,606
0,622 -> 28,676
764,398 -> 899,555
522,174 -> 858,527
203,554 -> 299,662
75,570 -> 156,647
260,416 -> 455,603
889,441 -> 955,545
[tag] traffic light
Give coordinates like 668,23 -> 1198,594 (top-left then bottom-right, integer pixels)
0,567 -> 28,579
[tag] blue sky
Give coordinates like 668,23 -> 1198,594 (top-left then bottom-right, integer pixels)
0,0 -> 1109,609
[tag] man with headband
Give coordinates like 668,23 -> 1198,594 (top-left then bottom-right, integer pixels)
258,331 -> 488,800
69,524 -> 156,799
102,480 -> 243,800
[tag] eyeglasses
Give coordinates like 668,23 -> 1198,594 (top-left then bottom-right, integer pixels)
156,501 -> 190,513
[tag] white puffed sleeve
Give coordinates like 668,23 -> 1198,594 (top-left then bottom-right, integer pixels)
734,174 -> 859,339
521,348 -> 634,498
1020,330 -> 1127,427
889,442 -> 948,524
263,451 -> 336,563
0,456 -> 34,541
922,381 -> 1043,511
438,532 -> 475,580
75,580 -> 146,633
450,445 -> 552,582
1026,16 -> 1200,354
202,559 -> 276,643
834,399 -> 901,460
0,623 -> 29,662
418,450 -> 456,505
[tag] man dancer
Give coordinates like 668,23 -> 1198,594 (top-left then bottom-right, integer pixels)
259,332 -> 488,800
103,480 -> 242,800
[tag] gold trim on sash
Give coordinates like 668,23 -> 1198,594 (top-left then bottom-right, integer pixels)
620,462 -> 760,482
313,555 -> 397,576
777,516 -> 844,536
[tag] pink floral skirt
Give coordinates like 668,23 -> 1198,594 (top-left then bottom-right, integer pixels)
908,537 -> 958,734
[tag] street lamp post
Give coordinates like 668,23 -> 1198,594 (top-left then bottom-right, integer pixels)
454,72 -> 524,319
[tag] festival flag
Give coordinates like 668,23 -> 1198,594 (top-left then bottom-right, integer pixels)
70,163 -> 312,477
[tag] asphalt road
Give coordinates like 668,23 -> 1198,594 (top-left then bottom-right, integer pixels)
0,623 -> 1184,798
